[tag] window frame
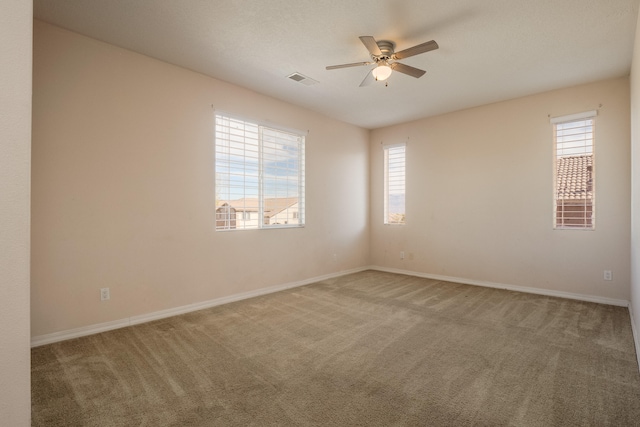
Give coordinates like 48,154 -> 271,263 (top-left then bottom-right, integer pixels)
383,142 -> 406,225
551,111 -> 596,231
214,112 -> 305,231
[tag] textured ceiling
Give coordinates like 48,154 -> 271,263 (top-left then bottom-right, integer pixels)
34,0 -> 640,129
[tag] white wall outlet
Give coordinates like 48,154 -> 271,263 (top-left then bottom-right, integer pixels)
100,287 -> 110,301
400,251 -> 405,260
603,270 -> 612,281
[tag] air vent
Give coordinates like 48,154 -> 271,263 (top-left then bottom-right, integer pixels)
287,72 -> 319,86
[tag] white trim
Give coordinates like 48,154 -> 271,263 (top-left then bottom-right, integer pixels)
30,318 -> 132,348
550,110 -> 597,124
30,266 -> 369,347
629,306 -> 640,374
369,265 -> 629,307
31,266 -> 632,347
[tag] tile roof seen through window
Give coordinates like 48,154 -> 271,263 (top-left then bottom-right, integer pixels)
556,154 -> 593,200
217,197 -> 298,218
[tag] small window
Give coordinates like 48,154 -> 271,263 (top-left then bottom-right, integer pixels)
384,143 -> 406,225
215,113 -> 305,231
552,111 -> 596,229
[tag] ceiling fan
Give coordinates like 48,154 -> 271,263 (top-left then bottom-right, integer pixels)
326,36 -> 439,87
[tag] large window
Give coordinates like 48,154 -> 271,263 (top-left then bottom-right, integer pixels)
215,113 -> 305,231
552,111 -> 595,229
384,143 -> 406,225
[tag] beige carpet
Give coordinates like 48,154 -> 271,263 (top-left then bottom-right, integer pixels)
31,270 -> 640,426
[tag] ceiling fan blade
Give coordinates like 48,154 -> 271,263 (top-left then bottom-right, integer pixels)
326,61 -> 372,70
359,36 -> 382,57
390,62 -> 426,78
393,40 -> 439,60
359,69 -> 375,87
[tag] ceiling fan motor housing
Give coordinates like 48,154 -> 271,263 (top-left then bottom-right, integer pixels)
374,40 -> 396,62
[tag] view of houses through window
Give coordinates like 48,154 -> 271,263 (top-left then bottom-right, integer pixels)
553,113 -> 595,229
215,114 -> 305,230
384,143 -> 406,225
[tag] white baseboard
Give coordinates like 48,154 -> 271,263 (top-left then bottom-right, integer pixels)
30,266 -> 369,348
629,306 -> 640,373
369,265 -> 630,307
30,265 -> 633,348
373,265 -> 640,372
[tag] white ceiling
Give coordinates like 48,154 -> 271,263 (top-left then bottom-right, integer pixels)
34,0 -> 640,129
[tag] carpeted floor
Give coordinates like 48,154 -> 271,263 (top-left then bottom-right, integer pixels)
31,270 -> 640,426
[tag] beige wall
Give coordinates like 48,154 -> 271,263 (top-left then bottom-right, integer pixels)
370,78 -> 631,301
0,0 -> 32,425
631,10 -> 640,355
31,18 -> 637,344
31,21 -> 370,337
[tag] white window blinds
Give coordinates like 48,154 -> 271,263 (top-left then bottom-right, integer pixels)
384,144 -> 406,225
215,114 -> 305,231
552,112 -> 595,229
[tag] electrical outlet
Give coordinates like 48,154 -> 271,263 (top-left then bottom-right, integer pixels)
400,251 -> 405,260
332,253 -> 337,262
100,287 -> 110,301
604,270 -> 612,281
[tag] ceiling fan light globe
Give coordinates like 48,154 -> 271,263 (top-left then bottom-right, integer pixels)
372,65 -> 392,81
